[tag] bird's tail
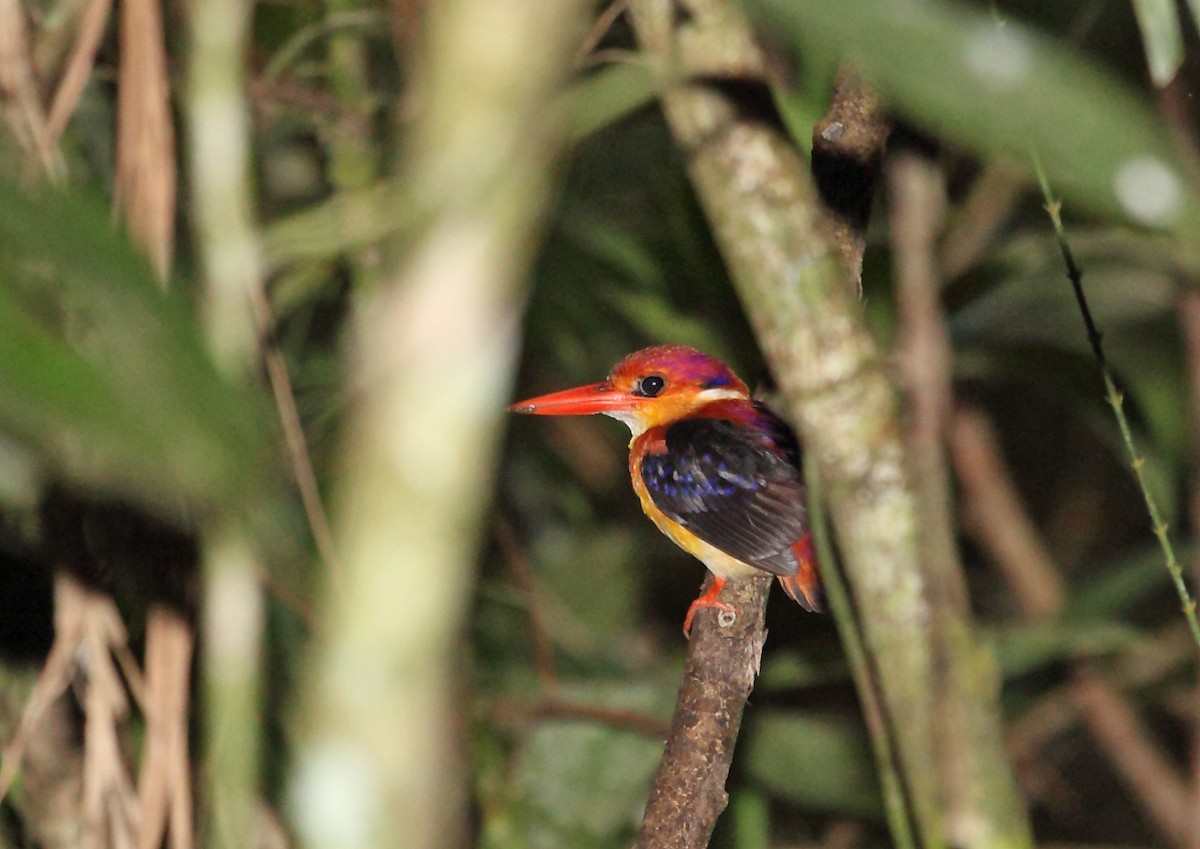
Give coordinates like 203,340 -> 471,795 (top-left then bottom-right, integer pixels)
778,534 -> 823,612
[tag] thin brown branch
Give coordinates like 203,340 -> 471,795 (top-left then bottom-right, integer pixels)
255,289 -> 340,576
493,697 -> 671,739
0,573 -> 89,805
951,407 -> 1064,618
635,574 -> 771,849
890,152 -> 952,460
44,0 -> 113,146
136,606 -> 195,849
80,585 -> 139,849
0,0 -> 64,176
576,0 -> 628,64
0,574 -> 142,848
948,404 -> 1193,846
493,518 -> 557,691
938,163 -> 1023,281
1071,667 -> 1192,846
14,688 -> 85,849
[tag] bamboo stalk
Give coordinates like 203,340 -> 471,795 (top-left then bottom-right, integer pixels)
289,2 -> 587,847
183,0 -> 267,843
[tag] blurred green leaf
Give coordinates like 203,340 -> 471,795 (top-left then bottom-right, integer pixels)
988,621 -> 1143,676
0,180 -> 273,514
754,0 -> 1200,247
1066,543 -> 1193,621
949,229 -> 1188,481
562,213 -> 666,290
1188,0 -> 1200,48
605,291 -> 733,359
757,649 -> 850,690
743,712 -> 881,816
1131,0 -> 1183,86
533,525 -> 642,643
770,44 -> 838,157
949,232 -> 1176,352
725,788 -> 771,849
560,62 -> 659,142
504,681 -> 671,849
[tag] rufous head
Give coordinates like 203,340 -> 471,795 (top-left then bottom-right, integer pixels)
509,345 -> 750,436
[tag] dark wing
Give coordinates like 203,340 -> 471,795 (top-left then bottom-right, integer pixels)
639,410 -> 807,577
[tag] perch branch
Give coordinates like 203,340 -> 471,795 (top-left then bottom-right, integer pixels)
636,574 -> 771,849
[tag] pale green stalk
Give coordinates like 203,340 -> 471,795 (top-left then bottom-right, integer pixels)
1034,155 -> 1200,655
288,2 -> 588,848
805,463 -> 918,849
184,0 -> 267,843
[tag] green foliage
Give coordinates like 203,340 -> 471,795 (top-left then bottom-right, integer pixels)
757,0 -> 1200,248
743,712 -> 881,816
1130,0 -> 1184,85
2,1 -> 1199,847
0,179 -> 272,516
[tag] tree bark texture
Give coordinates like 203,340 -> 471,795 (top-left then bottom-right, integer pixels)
627,2 -> 1033,848
635,574 -> 771,849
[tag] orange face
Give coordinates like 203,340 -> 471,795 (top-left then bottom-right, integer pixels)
510,345 -> 750,436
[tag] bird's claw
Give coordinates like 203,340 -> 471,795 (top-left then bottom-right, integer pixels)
683,597 -> 735,637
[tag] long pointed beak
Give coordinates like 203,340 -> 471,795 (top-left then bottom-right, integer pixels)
509,381 -> 638,416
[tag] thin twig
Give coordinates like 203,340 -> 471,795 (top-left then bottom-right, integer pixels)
938,162 -> 1023,281
575,0 -> 627,64
493,518 -> 557,691
1033,157 -> 1200,655
1072,666 -> 1192,846
493,697 -> 671,739
951,408 -> 1063,618
254,290 -> 340,575
0,0 -> 65,177
44,0 -> 113,146
811,70 -> 889,293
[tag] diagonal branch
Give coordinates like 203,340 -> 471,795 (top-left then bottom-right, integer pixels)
636,574 -> 770,849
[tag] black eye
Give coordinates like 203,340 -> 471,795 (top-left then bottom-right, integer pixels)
635,374 -> 666,397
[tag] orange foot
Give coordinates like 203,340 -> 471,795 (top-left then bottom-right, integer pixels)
683,576 -> 732,637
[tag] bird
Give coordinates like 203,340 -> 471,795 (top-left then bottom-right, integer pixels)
509,344 -> 821,635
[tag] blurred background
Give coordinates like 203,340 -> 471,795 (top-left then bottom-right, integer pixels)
0,0 -> 1198,848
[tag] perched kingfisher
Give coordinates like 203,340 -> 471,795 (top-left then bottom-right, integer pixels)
510,344 -> 821,634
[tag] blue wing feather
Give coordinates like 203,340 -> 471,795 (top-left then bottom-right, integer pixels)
640,404 -> 808,578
